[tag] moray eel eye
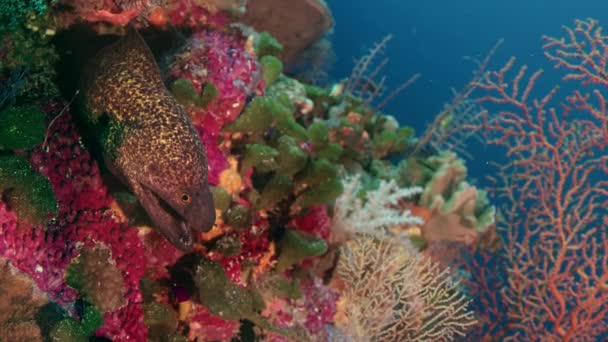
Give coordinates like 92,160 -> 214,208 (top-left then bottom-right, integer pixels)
181,193 -> 191,204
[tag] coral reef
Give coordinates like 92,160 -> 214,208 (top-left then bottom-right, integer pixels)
8,1 -> 588,341
0,106 -> 148,340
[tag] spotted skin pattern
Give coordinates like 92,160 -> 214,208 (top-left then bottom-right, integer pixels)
84,27 -> 215,251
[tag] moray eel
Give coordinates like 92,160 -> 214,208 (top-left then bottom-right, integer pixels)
83,27 -> 215,251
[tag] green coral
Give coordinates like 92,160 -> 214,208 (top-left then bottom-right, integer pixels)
0,0 -> 50,30
275,110 -> 308,142
49,303 -> 103,342
225,92 -> 308,143
65,244 -> 126,313
224,204 -> 252,229
307,121 -> 329,149
211,186 -> 232,211
275,135 -> 308,176
295,177 -> 343,208
171,78 -> 199,108
0,105 -> 46,150
295,158 -> 338,188
143,302 -> 178,340
260,55 -> 283,87
315,142 -> 343,162
276,228 -> 328,271
255,32 -> 283,58
223,96 -> 276,135
194,258 -> 290,335
171,79 -> 219,109
255,174 -> 293,210
0,154 -> 57,225
0,27 -> 59,102
213,234 -> 242,256
241,144 -> 279,173
198,82 -> 219,107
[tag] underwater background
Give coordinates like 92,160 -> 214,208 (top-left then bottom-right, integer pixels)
0,0 -> 607,341
328,0 -> 608,179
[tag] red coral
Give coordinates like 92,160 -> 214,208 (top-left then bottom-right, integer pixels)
289,205 -> 331,240
84,9 -> 139,26
0,104 -> 147,340
465,18 -> 608,340
54,0 -> 148,28
186,303 -> 240,340
142,230 -> 184,280
209,217 -> 271,284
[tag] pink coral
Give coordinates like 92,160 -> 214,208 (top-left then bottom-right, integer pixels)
194,115 -> 229,186
264,277 -> 338,340
171,29 -> 264,127
300,278 -> 337,333
0,104 -> 147,340
171,28 -> 263,185
165,0 -> 233,30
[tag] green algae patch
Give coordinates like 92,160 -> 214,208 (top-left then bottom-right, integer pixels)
260,55 -> 283,87
49,303 -> 103,342
0,106 -> 46,150
255,32 -> 283,58
171,78 -> 199,108
276,228 -> 328,271
211,186 -> 232,211
0,154 -> 57,225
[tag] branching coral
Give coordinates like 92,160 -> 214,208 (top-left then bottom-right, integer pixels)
334,236 -> 476,341
332,174 -> 423,240
342,34 -> 420,110
462,18 -> 608,340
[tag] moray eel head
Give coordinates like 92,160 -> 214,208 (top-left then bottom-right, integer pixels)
135,172 -> 215,252
83,26 -> 216,251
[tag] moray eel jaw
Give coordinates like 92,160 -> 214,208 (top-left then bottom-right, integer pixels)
134,179 -> 216,252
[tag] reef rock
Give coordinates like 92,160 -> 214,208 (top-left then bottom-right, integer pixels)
243,0 -> 333,62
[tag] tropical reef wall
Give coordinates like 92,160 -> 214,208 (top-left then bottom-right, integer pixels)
0,1 -> 606,341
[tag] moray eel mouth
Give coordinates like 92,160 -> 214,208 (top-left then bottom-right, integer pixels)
139,183 -> 195,251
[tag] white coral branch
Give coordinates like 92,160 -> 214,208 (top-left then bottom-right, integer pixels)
333,174 -> 424,239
